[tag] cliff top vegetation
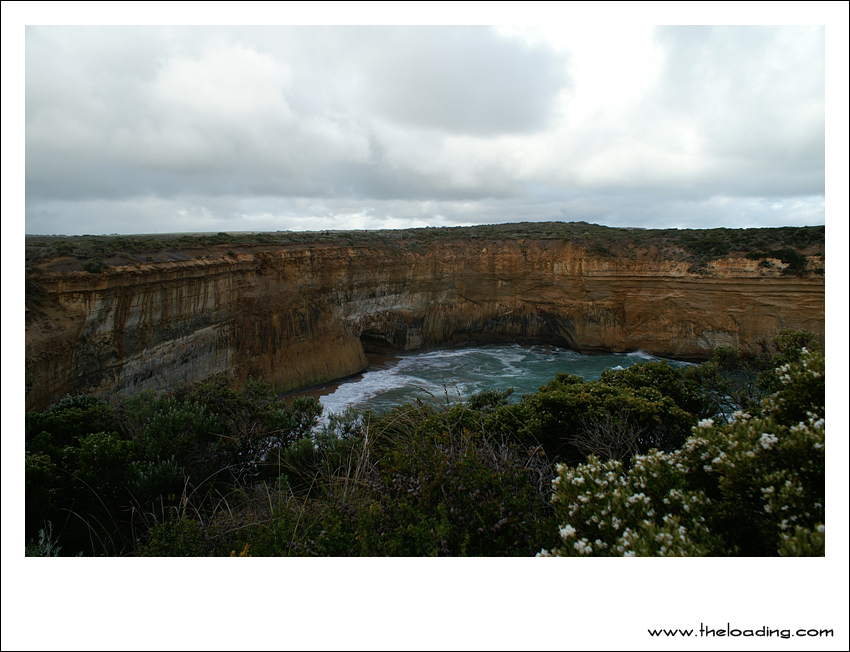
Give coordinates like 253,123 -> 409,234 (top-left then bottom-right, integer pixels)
25,221 -> 824,276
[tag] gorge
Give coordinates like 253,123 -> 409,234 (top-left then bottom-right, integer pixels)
24,223 -> 825,413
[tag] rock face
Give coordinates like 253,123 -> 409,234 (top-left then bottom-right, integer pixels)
25,238 -> 825,412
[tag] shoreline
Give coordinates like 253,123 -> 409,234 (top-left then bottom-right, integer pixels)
283,352 -> 401,404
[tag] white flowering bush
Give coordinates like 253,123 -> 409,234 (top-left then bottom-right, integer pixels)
540,348 -> 824,556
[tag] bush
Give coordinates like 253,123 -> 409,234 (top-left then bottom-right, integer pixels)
497,365 -> 697,465
27,395 -> 118,454
361,420 -> 557,556
243,400 -> 559,557
119,376 -> 322,485
539,348 -> 825,556
129,455 -> 184,504
82,258 -> 108,273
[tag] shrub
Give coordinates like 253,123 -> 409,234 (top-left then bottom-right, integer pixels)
27,395 -> 118,454
361,422 -> 557,556
72,431 -> 135,503
539,348 -> 825,556
120,376 -> 323,485
244,401 -> 559,557
129,455 -> 184,504
683,345 -> 776,417
122,393 -> 218,463
82,258 -> 108,273
498,366 -> 696,465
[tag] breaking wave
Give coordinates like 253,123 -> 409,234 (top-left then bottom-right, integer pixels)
318,344 -> 689,419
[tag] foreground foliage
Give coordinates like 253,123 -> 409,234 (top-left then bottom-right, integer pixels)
141,401 -> 559,557
25,330 -> 824,556
25,377 -> 321,556
540,346 -> 824,556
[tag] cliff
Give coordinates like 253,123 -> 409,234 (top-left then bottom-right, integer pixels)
25,232 -> 825,411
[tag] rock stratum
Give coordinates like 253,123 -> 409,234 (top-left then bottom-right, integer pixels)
25,232 -> 825,412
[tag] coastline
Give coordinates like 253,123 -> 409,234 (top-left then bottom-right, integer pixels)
283,352 -> 402,404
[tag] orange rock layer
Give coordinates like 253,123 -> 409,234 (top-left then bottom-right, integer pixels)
25,239 -> 825,411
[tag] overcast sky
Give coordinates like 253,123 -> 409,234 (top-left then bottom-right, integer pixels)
11,13 -> 837,235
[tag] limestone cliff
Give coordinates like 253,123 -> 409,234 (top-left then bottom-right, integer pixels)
25,235 -> 825,411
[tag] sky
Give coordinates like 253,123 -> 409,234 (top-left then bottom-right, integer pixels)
8,7 -> 843,236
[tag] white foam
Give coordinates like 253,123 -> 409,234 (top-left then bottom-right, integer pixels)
321,366 -> 407,415
320,344 -> 688,421
486,346 -> 526,377
627,350 -> 657,360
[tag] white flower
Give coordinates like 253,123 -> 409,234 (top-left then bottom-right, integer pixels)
574,539 -> 593,555
817,524 -> 825,534
759,433 -> 779,450
729,410 -> 748,423
559,524 -> 577,540
697,418 -> 714,429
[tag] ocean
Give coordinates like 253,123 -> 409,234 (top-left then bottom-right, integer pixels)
294,344 -> 691,419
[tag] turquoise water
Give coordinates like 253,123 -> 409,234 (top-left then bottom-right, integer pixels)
316,344 -> 691,417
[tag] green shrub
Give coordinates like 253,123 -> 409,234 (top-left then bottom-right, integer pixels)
129,455 -> 184,504
466,388 -> 514,412
497,366 -> 696,465
365,423 -> 556,556
539,347 -> 824,556
120,377 -> 322,485
123,393 -> 218,462
27,395 -> 118,454
244,400 -> 559,557
25,453 -> 59,540
82,258 -> 108,273
72,431 -> 135,503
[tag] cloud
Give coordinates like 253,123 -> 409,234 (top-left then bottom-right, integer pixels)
23,25 -> 826,234
353,26 -> 567,135
651,27 -> 824,192
26,26 -> 570,209
523,26 -> 824,197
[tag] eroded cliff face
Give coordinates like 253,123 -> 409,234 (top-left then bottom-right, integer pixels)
25,238 -> 825,411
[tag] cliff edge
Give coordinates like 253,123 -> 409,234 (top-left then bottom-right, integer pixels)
25,224 -> 825,411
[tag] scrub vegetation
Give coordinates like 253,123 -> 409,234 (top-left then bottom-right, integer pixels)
25,222 -> 824,277
25,329 -> 824,556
